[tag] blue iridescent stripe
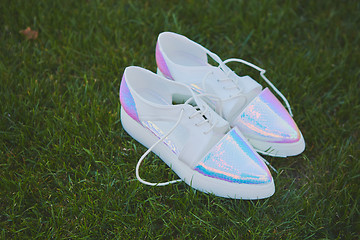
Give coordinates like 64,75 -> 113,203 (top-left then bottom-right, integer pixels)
195,128 -> 271,184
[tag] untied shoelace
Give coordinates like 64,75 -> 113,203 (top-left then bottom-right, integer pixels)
136,94 -> 218,186
199,45 -> 294,117
135,94 -> 278,187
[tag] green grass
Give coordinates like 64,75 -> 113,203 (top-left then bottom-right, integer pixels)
1,0 -> 359,238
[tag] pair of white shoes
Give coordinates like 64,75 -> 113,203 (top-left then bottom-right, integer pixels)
120,32 -> 305,199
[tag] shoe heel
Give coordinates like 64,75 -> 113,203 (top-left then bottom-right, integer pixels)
121,106 -> 156,149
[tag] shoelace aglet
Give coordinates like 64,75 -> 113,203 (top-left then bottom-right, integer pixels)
262,158 -> 278,174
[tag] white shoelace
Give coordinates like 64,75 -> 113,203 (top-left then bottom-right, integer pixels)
198,47 -> 294,117
200,71 -> 246,117
135,96 -> 217,186
222,58 -> 293,117
136,48 -> 287,186
135,109 -> 184,186
135,95 -> 278,186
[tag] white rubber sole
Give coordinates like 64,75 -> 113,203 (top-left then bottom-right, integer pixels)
247,134 -> 305,157
121,107 -> 275,200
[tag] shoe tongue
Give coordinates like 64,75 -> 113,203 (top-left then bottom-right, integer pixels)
191,96 -> 229,134
180,65 -> 262,122
223,75 -> 262,121
199,67 -> 246,121
201,67 -> 263,122
175,65 -> 222,87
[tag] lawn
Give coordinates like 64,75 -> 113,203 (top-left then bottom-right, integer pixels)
1,0 -> 359,239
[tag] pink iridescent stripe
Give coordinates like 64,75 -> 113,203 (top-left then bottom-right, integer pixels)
194,128 -> 271,184
119,75 -> 140,123
234,88 -> 300,143
155,42 -> 173,80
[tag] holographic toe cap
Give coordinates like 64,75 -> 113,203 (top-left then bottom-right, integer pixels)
194,128 -> 272,185
232,88 -> 301,144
